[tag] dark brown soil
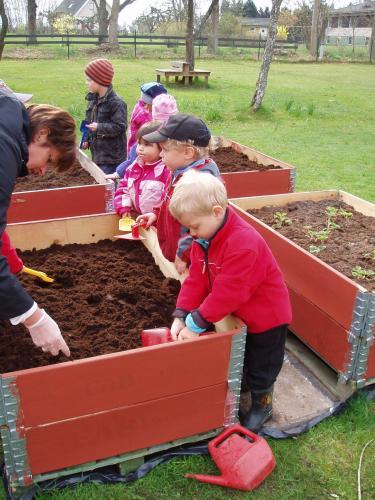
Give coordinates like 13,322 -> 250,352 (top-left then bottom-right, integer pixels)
0,240 -> 180,373
248,200 -> 375,291
210,147 -> 281,173
14,166 -> 97,192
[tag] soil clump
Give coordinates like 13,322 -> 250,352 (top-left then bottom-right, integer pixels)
14,166 -> 96,192
248,200 -> 375,291
210,147 -> 281,173
0,240 -> 180,373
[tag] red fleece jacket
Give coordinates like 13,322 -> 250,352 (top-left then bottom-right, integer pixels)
176,207 -> 292,333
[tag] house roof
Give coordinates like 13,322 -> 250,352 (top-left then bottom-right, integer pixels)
55,0 -> 88,15
240,17 -> 270,27
330,1 -> 375,15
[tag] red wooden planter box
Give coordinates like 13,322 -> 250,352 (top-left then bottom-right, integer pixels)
3,214 -> 245,492
7,151 -> 115,224
211,136 -> 296,198
230,190 -> 375,388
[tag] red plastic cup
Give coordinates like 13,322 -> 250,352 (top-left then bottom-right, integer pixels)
141,327 -> 172,347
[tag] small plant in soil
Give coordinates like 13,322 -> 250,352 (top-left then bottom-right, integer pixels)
305,226 -> 330,242
272,211 -> 292,229
325,205 -> 353,219
309,244 -> 326,255
351,266 -> 375,281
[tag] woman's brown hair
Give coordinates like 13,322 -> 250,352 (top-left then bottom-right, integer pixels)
27,104 -> 77,172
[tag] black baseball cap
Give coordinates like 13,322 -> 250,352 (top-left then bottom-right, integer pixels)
143,113 -> 211,147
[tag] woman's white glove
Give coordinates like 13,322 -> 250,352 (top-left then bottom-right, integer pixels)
170,317 -> 185,341
26,310 -> 71,357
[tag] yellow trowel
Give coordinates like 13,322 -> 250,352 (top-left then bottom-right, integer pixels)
22,266 -> 54,283
118,215 -> 135,232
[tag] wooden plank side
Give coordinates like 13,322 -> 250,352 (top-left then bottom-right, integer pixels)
7,213 -> 119,251
230,190 -> 338,210
12,334 -> 233,426
223,170 -> 292,198
26,383 -> 227,475
288,288 -> 350,373
8,185 -> 110,224
339,191 -> 375,217
230,202 -> 359,330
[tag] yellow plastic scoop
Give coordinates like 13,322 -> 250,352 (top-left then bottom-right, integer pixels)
119,215 -> 135,232
22,266 -> 54,283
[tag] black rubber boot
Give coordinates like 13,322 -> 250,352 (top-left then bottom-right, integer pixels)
239,386 -> 273,433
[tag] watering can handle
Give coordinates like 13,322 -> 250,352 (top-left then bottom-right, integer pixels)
209,424 -> 259,450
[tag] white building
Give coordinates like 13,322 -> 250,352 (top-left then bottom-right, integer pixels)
325,1 -> 375,46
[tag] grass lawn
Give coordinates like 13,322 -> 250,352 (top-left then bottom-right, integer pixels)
0,58 -> 374,498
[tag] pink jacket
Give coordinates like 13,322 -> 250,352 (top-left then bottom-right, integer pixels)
114,158 -> 170,215
127,99 -> 152,153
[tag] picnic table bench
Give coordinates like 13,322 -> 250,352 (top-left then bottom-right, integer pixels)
156,61 -> 211,87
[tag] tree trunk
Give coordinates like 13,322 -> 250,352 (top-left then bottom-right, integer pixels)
27,0 -> 37,45
185,0 -> 194,69
370,15 -> 375,62
98,0 -> 109,44
108,0 -> 120,47
251,0 -> 283,112
207,0 -> 219,54
310,0 -> 320,58
0,0 -> 8,60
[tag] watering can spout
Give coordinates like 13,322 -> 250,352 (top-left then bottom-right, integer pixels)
185,473 -> 228,487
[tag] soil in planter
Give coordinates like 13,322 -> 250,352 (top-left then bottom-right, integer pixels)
248,199 -> 375,291
210,147 -> 281,173
14,165 -> 97,192
0,240 -> 180,373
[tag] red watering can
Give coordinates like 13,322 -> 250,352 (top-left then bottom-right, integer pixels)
141,327 -> 172,347
186,424 -> 275,491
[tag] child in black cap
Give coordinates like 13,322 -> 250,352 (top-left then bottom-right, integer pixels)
136,113 -> 220,275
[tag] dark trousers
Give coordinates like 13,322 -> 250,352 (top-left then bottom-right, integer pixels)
241,324 -> 287,393
98,164 -> 117,175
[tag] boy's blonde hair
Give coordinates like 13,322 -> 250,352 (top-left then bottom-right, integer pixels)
167,139 -> 209,160
169,169 -> 227,220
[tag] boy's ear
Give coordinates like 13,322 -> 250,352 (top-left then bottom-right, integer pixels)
184,145 -> 196,160
213,205 -> 224,218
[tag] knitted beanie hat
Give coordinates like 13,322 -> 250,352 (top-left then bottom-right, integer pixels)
85,58 -> 114,87
140,81 -> 167,104
152,94 -> 178,122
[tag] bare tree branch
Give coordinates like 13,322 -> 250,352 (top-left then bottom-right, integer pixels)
119,0 -> 137,12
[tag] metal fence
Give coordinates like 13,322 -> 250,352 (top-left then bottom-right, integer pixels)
3,33 -> 298,59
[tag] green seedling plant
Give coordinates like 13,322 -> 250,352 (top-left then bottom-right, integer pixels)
272,211 -> 292,229
351,266 -> 375,281
305,225 -> 330,242
309,244 -> 326,255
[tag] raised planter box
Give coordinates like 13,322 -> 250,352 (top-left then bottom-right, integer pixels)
230,190 -> 375,388
211,136 -> 296,198
7,151 -> 115,224
3,214 -> 245,494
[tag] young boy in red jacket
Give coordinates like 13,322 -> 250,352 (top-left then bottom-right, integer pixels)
168,169 -> 292,433
136,113 -> 220,275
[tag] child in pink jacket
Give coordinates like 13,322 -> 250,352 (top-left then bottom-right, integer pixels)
127,82 -> 167,154
114,122 -> 170,217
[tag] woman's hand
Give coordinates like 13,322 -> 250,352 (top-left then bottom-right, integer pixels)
177,327 -> 200,341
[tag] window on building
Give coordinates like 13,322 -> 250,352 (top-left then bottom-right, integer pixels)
341,16 -> 350,28
330,17 -> 338,28
365,37 -> 369,45
348,36 -> 352,44
357,15 -> 370,27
